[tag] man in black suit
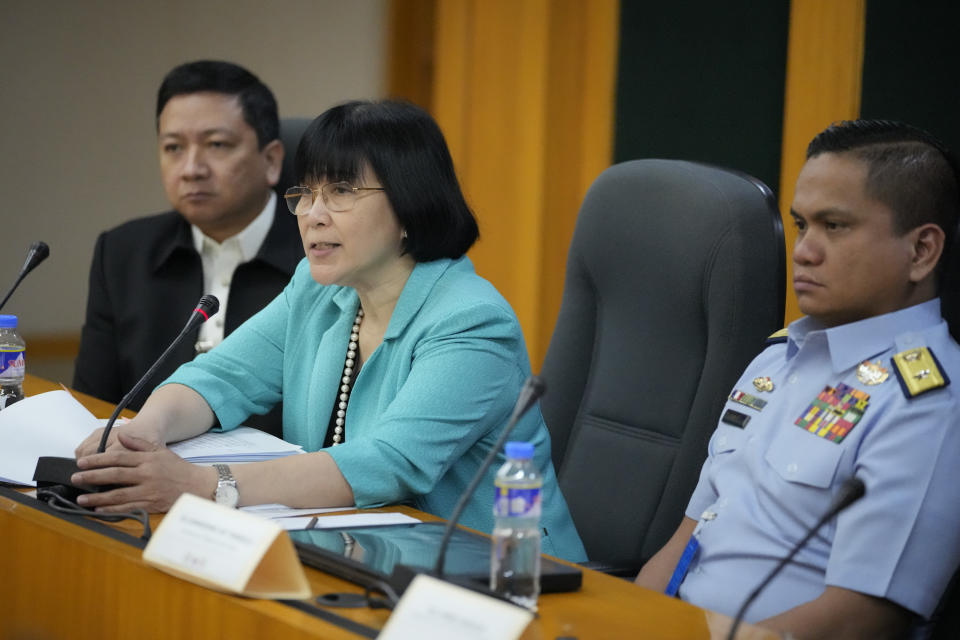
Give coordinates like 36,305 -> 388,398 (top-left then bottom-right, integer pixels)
73,61 -> 302,437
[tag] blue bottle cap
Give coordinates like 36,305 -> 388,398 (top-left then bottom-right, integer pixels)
0,315 -> 17,328
505,441 -> 534,459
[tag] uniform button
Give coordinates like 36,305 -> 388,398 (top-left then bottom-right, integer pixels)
216,319 -> 224,327
221,278 -> 231,287
747,435 -> 754,443
788,375 -> 799,384
717,435 -> 727,447
787,463 -> 799,474
903,335 -> 914,344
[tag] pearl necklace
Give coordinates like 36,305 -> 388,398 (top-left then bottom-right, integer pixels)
333,307 -> 363,445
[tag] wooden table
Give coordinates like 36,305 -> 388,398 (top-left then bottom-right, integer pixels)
0,376 -> 776,639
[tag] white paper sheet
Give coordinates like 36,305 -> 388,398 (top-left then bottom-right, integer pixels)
168,426 -> 304,462
0,391 -> 100,485
0,392 -> 305,486
276,512 -> 421,530
241,504 -> 353,519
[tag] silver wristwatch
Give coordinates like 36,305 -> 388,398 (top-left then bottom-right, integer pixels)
213,463 -> 239,508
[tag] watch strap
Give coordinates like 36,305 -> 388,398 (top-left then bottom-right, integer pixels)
213,463 -> 238,505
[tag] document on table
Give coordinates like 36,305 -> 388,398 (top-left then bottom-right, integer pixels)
0,391 -> 304,486
275,512 -> 422,530
0,390 -> 100,485
241,504 -> 354,519
239,504 -> 421,529
168,427 -> 304,463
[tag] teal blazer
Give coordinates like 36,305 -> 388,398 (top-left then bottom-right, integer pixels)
165,256 -> 586,561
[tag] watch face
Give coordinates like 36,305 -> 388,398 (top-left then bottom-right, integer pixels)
215,483 -> 239,507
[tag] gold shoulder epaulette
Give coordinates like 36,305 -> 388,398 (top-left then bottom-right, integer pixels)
891,347 -> 951,398
764,328 -> 789,346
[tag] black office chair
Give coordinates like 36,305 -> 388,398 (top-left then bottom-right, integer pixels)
276,117 -> 312,195
540,159 -> 786,575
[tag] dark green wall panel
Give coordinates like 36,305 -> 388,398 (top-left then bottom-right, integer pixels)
614,1 -> 790,193
860,1 -> 960,156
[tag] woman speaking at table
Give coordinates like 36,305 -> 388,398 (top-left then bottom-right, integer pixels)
72,99 -> 586,561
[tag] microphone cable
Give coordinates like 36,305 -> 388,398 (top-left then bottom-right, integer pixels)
36,488 -> 152,541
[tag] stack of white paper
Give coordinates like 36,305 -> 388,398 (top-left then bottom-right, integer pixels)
168,426 -> 304,463
0,391 -> 304,486
0,390 -> 101,486
239,504 -> 421,530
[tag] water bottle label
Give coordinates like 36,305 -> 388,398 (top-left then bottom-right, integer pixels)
0,350 -> 24,379
493,485 -> 542,518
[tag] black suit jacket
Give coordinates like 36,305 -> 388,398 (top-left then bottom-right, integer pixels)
73,199 -> 302,437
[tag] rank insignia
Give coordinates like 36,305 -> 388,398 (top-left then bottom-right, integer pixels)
765,328 -> 789,346
856,360 -> 889,386
892,347 -> 950,398
729,389 -> 767,411
795,382 -> 869,444
752,376 -> 775,392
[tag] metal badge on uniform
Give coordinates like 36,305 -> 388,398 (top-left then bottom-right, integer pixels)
856,360 -> 889,385
795,382 -> 869,444
892,347 -> 950,398
729,389 -> 767,411
752,376 -> 774,392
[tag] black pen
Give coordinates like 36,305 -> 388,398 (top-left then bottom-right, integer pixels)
306,516 -> 319,530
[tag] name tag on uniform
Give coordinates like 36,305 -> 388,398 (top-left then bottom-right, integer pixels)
721,409 -> 750,429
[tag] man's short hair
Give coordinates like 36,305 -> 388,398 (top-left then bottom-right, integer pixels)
156,60 -> 279,149
806,120 -> 960,253
294,100 -> 479,262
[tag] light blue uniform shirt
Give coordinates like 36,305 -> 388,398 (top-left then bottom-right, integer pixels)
164,256 -> 587,562
680,299 -> 960,621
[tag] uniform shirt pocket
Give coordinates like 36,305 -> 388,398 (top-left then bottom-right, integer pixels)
764,426 -> 844,488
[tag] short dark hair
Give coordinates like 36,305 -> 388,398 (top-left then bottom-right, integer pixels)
156,60 -> 279,149
294,100 -> 479,261
806,120 -> 960,253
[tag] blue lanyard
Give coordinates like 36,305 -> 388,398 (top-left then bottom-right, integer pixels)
664,535 -> 700,597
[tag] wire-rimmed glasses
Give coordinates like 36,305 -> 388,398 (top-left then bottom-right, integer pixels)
284,182 -> 385,214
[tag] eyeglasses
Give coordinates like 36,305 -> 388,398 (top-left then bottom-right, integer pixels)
284,182 -> 385,214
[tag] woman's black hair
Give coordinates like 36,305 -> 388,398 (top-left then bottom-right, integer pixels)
294,100 -> 479,261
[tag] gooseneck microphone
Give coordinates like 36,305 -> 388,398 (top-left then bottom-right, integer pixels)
96,294 -> 219,453
435,375 -> 547,579
0,241 -> 50,312
383,376 -> 547,606
725,476 -> 866,640
33,295 -> 220,501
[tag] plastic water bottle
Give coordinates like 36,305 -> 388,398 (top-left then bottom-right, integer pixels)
490,440 -> 542,609
0,315 -> 25,410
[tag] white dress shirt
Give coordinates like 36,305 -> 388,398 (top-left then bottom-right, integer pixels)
191,192 -> 276,352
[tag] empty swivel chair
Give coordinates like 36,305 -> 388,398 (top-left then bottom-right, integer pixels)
540,159 -> 786,575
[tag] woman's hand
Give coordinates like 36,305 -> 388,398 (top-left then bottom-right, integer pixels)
72,431 -> 216,513
74,417 -> 164,458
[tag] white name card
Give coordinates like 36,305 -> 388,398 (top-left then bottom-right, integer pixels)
143,493 -> 310,599
378,574 -> 534,640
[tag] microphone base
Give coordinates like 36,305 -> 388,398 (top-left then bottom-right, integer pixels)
33,456 -> 111,503
388,564 -> 522,608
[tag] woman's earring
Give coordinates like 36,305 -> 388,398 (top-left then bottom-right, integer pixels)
401,229 -> 408,239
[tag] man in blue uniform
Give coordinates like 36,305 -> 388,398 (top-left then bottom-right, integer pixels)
636,120 -> 960,639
